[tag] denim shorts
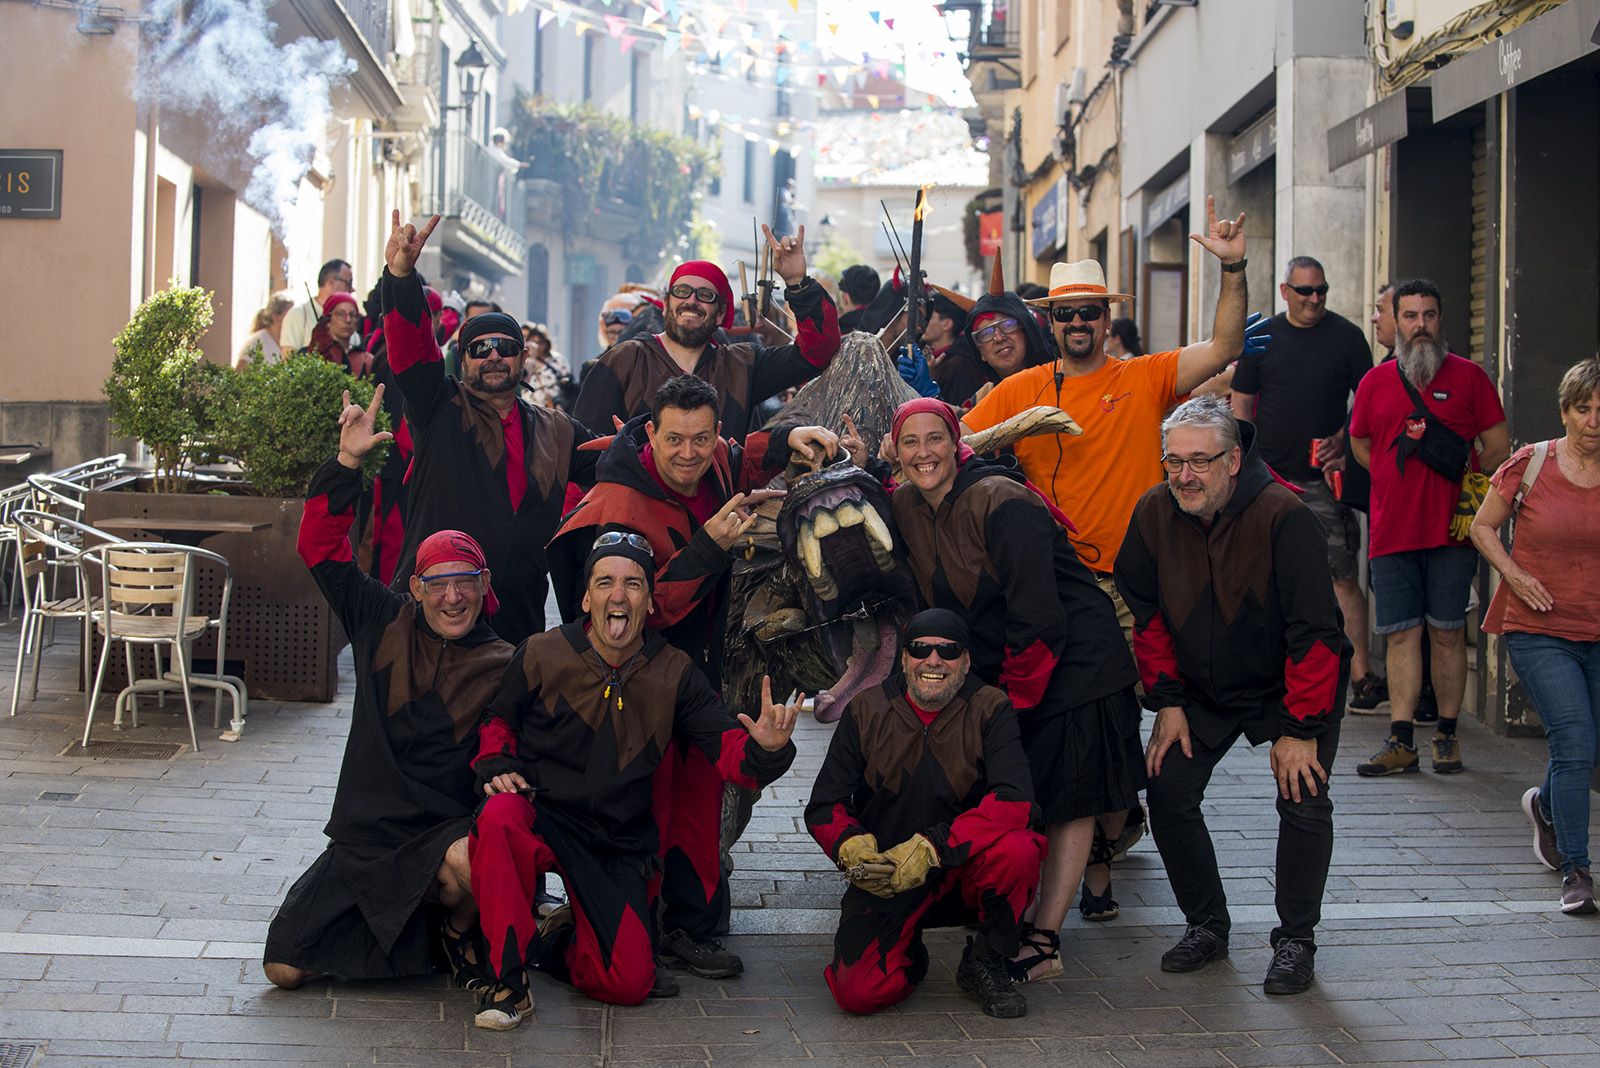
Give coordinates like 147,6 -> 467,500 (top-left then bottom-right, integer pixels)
1369,544 -> 1479,635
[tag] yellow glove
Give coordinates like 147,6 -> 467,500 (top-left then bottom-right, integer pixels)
837,833 -> 896,897
882,834 -> 941,894
1451,471 -> 1492,541
836,833 -> 879,870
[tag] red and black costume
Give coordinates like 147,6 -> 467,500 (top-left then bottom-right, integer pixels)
891,452 -> 1144,824
806,677 -> 1045,1014
264,460 -> 513,978
1113,420 -> 1350,947
572,278 -> 841,439
381,269 -> 598,644
468,624 -> 795,1005
545,415 -> 794,944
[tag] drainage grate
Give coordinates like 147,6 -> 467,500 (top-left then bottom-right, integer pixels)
62,740 -> 185,761
0,1044 -> 40,1068
36,791 -> 79,802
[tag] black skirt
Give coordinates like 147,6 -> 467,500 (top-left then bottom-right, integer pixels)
1017,686 -> 1145,824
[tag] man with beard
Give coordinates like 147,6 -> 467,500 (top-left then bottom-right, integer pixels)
1230,257 -> 1377,711
572,226 -> 841,439
466,533 -> 799,1024
1115,396 -> 1349,996
380,210 -> 599,645
1349,279 -> 1508,776
264,386 -> 514,992
806,609 -> 1045,1018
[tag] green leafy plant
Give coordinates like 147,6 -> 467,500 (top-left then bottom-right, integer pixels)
105,282 -> 223,494
219,354 -> 387,499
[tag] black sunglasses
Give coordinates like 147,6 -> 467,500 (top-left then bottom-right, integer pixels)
1288,284 -> 1330,297
905,639 -> 965,660
1051,304 -> 1106,324
466,337 -> 523,360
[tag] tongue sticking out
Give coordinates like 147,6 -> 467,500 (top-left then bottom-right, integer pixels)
605,612 -> 631,644
812,617 -> 899,724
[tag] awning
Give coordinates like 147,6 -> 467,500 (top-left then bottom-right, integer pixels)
1431,0 -> 1600,121
1326,91 -> 1407,172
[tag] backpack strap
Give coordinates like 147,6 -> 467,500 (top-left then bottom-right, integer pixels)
1512,440 -> 1553,512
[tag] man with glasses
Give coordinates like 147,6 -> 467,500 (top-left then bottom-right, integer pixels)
265,385 -> 515,994
806,608 -> 1045,1018
282,257 -> 354,353
1114,396 -> 1349,996
573,225 -> 841,439
1231,256 -> 1377,703
379,210 -> 600,645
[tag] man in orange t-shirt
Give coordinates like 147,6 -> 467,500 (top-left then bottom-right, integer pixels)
963,195 -> 1251,588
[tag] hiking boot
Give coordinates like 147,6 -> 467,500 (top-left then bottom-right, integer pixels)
956,937 -> 1027,1018
1159,924 -> 1229,973
1356,736 -> 1419,777
1348,673 -> 1388,714
1561,868 -> 1597,915
473,974 -> 532,1031
649,966 -> 681,998
1430,733 -> 1464,774
657,928 -> 744,979
1522,787 -> 1562,872
1263,939 -> 1316,995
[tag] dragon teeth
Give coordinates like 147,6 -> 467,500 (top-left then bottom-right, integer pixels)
799,521 -> 823,578
862,506 -> 894,553
812,509 -> 840,538
834,503 -> 864,528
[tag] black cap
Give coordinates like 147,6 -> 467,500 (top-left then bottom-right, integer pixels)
903,608 -> 969,647
583,526 -> 656,590
459,312 -> 524,350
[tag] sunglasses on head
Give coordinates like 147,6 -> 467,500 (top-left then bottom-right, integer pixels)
592,530 -> 655,558
669,283 -> 722,304
1050,304 -> 1106,324
466,337 -> 523,360
971,317 -> 1022,345
905,639 -> 965,661
1288,284 -> 1330,297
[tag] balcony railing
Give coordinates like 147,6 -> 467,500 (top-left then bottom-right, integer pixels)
425,133 -> 530,271
339,0 -> 391,61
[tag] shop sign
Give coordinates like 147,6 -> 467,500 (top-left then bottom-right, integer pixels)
0,150 -> 62,219
1030,182 -> 1058,260
1143,171 -> 1189,236
978,210 -> 1003,257
1432,0 -> 1600,120
1327,92 -> 1408,172
1226,111 -> 1276,185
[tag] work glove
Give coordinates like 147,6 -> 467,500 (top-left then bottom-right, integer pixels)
881,834 -> 941,895
1451,471 -> 1492,542
837,833 -> 896,896
1243,311 -> 1270,357
897,346 -> 940,398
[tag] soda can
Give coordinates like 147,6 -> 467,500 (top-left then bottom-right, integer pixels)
1309,439 -> 1322,469
1331,468 -> 1344,500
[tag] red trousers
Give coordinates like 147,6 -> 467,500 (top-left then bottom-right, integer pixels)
469,793 -> 656,1006
825,828 -> 1044,1015
653,740 -> 729,939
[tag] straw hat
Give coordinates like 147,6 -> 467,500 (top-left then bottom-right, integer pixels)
1026,260 -> 1133,307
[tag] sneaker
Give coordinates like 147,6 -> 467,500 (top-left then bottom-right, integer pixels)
1430,733 -> 1463,774
1356,736 -> 1419,777
1263,939 -> 1316,995
1159,924 -> 1229,973
1521,787 -> 1562,872
649,966 -> 681,998
956,937 -> 1027,1018
1561,868 -> 1597,915
473,976 -> 532,1031
657,928 -> 744,979
1348,673 -> 1388,714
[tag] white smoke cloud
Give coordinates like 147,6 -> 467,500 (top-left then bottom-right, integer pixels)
138,0 -> 356,234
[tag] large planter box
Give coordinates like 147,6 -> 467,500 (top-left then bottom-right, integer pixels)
84,489 -> 343,703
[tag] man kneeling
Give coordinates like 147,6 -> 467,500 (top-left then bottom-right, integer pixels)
806,610 -> 1045,1018
466,530 -> 799,1027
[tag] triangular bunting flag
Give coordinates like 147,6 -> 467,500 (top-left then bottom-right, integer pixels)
538,8 -> 554,28
604,14 -> 625,36
620,33 -> 638,54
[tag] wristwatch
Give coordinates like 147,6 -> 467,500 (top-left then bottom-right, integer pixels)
1220,258 -> 1248,274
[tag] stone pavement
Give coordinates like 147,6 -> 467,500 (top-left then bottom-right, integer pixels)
1,619 -> 1598,1068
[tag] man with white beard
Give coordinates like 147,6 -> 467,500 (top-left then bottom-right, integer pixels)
1349,280 -> 1509,777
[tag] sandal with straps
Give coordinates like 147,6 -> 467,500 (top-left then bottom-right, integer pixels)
1079,823 -> 1121,922
1007,923 -> 1063,984
442,920 -> 493,992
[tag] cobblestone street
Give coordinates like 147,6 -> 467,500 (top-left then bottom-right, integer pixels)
1,623 -> 1598,1067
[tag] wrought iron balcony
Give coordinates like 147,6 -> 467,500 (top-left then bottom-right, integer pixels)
424,133 -> 530,275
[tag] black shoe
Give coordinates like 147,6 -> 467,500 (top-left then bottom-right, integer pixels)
649,966 -> 681,998
1160,924 -> 1229,973
1348,673 -> 1388,714
955,937 -> 1027,1018
1263,939 -> 1316,995
657,928 -> 744,979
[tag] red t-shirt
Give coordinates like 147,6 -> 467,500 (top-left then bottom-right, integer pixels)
1350,355 -> 1505,558
1482,443 -> 1600,642
502,408 -> 526,513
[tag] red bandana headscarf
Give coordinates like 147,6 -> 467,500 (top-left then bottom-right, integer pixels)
414,529 -> 499,616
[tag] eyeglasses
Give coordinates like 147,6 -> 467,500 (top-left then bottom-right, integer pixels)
330,309 -> 360,320
905,639 -> 965,660
592,530 -> 655,558
601,309 -> 633,326
971,317 -> 1022,345
1287,284 -> 1330,298
669,283 -> 722,304
466,337 -> 523,360
1160,449 -> 1230,474
1050,304 -> 1106,324
417,570 -> 485,597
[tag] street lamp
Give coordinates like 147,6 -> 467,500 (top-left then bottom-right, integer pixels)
451,40 -> 489,112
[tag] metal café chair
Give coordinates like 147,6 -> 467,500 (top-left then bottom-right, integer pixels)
8,510 -> 122,718
27,473 -> 90,516
78,541 -> 246,752
0,481 -> 33,616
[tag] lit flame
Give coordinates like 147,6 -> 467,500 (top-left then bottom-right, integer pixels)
914,185 -> 930,222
